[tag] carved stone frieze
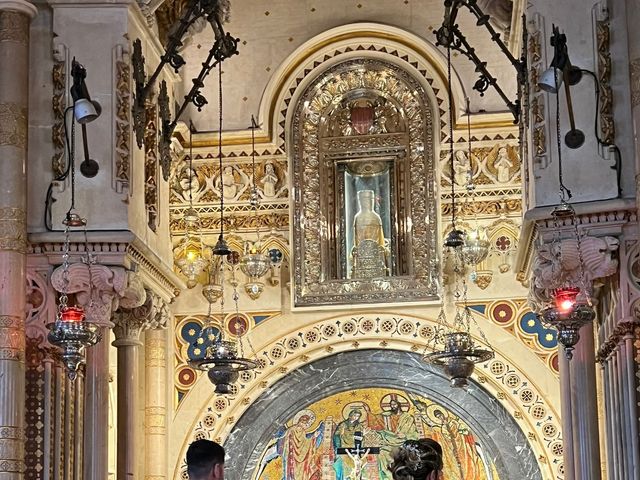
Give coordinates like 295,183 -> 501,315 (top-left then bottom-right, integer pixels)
0,425 -> 25,473
171,211 -> 289,233
292,59 -> 438,306
0,103 -> 27,148
527,20 -> 549,166
440,143 -> 521,189
114,48 -> 131,194
442,198 -> 522,217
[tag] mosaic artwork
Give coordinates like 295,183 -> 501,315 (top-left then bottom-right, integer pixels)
254,387 -> 500,480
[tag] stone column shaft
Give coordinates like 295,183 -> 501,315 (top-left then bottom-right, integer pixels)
569,325 -> 601,480
0,1 -> 36,478
114,335 -> 140,479
144,328 -> 168,480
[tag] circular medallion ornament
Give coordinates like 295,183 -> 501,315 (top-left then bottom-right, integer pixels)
177,366 -> 196,388
268,248 -> 283,264
491,302 -> 514,325
227,314 -> 250,336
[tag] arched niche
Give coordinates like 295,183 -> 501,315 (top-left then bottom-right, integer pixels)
223,349 -> 542,480
290,58 -> 439,307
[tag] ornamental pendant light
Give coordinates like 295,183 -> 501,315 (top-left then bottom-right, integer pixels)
537,65 -> 595,359
239,115 -> 270,299
424,45 -> 493,388
459,98 -> 489,267
47,122 -> 100,380
190,258 -> 257,394
175,121 -> 209,288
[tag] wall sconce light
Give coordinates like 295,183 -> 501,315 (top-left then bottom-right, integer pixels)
538,25 -> 585,149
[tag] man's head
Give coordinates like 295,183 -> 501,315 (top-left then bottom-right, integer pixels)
389,399 -> 400,414
186,440 -> 225,480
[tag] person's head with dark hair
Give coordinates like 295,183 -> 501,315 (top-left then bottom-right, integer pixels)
389,438 -> 443,480
186,439 -> 225,480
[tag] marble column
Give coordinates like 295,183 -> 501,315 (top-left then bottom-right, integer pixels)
112,290 -> 158,480
0,1 -> 36,478
144,326 -> 168,480
568,324 -> 601,480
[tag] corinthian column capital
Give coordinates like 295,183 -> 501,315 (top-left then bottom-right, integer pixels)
112,288 -> 168,345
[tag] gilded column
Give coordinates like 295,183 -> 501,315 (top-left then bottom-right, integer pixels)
112,290 -> 158,480
144,298 -> 169,480
0,0 -> 36,478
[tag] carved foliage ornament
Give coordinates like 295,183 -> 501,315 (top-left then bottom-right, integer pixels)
115,54 -> 131,193
292,60 -> 438,306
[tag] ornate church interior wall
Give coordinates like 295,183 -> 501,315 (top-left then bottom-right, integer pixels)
0,0 -> 637,478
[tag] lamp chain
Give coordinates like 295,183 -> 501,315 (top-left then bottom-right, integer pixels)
250,115 -> 261,244
447,44 -> 457,228
218,61 -> 225,239
70,120 -> 76,212
83,225 -> 96,311
189,120 -> 194,209
59,222 -> 71,313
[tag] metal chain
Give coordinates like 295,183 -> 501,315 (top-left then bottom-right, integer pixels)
59,222 -> 71,313
447,44 -> 457,227
83,224 -> 96,312
189,120 -> 194,208
572,213 -> 592,305
218,61 -> 225,238
249,115 -> 261,244
70,120 -> 76,211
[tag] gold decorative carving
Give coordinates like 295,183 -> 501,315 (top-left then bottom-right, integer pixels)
115,58 -> 131,193
51,61 -> 66,176
533,126 -> 546,157
473,271 -> 493,290
0,207 -> 26,253
0,11 -> 29,44
442,198 -> 522,217
596,20 -> 615,144
171,212 -> 289,232
292,60 -> 438,306
0,103 -> 27,148
630,58 -> 640,108
145,102 -> 159,231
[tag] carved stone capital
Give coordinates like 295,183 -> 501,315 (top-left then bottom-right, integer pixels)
112,289 -> 169,346
25,268 -> 57,353
529,235 -> 620,310
51,264 -> 146,327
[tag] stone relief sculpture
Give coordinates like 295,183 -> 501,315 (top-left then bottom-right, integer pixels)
529,235 -> 619,310
494,146 -> 514,183
260,161 -> 279,198
214,165 -> 247,200
173,164 -> 203,203
453,150 -> 471,187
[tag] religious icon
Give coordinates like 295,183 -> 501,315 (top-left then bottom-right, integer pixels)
336,160 -> 397,280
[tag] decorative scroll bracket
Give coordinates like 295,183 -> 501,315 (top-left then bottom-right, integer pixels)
131,0 -> 239,180
435,0 -> 528,122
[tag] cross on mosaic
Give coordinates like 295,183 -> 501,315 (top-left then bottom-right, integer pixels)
1,0 -> 639,479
